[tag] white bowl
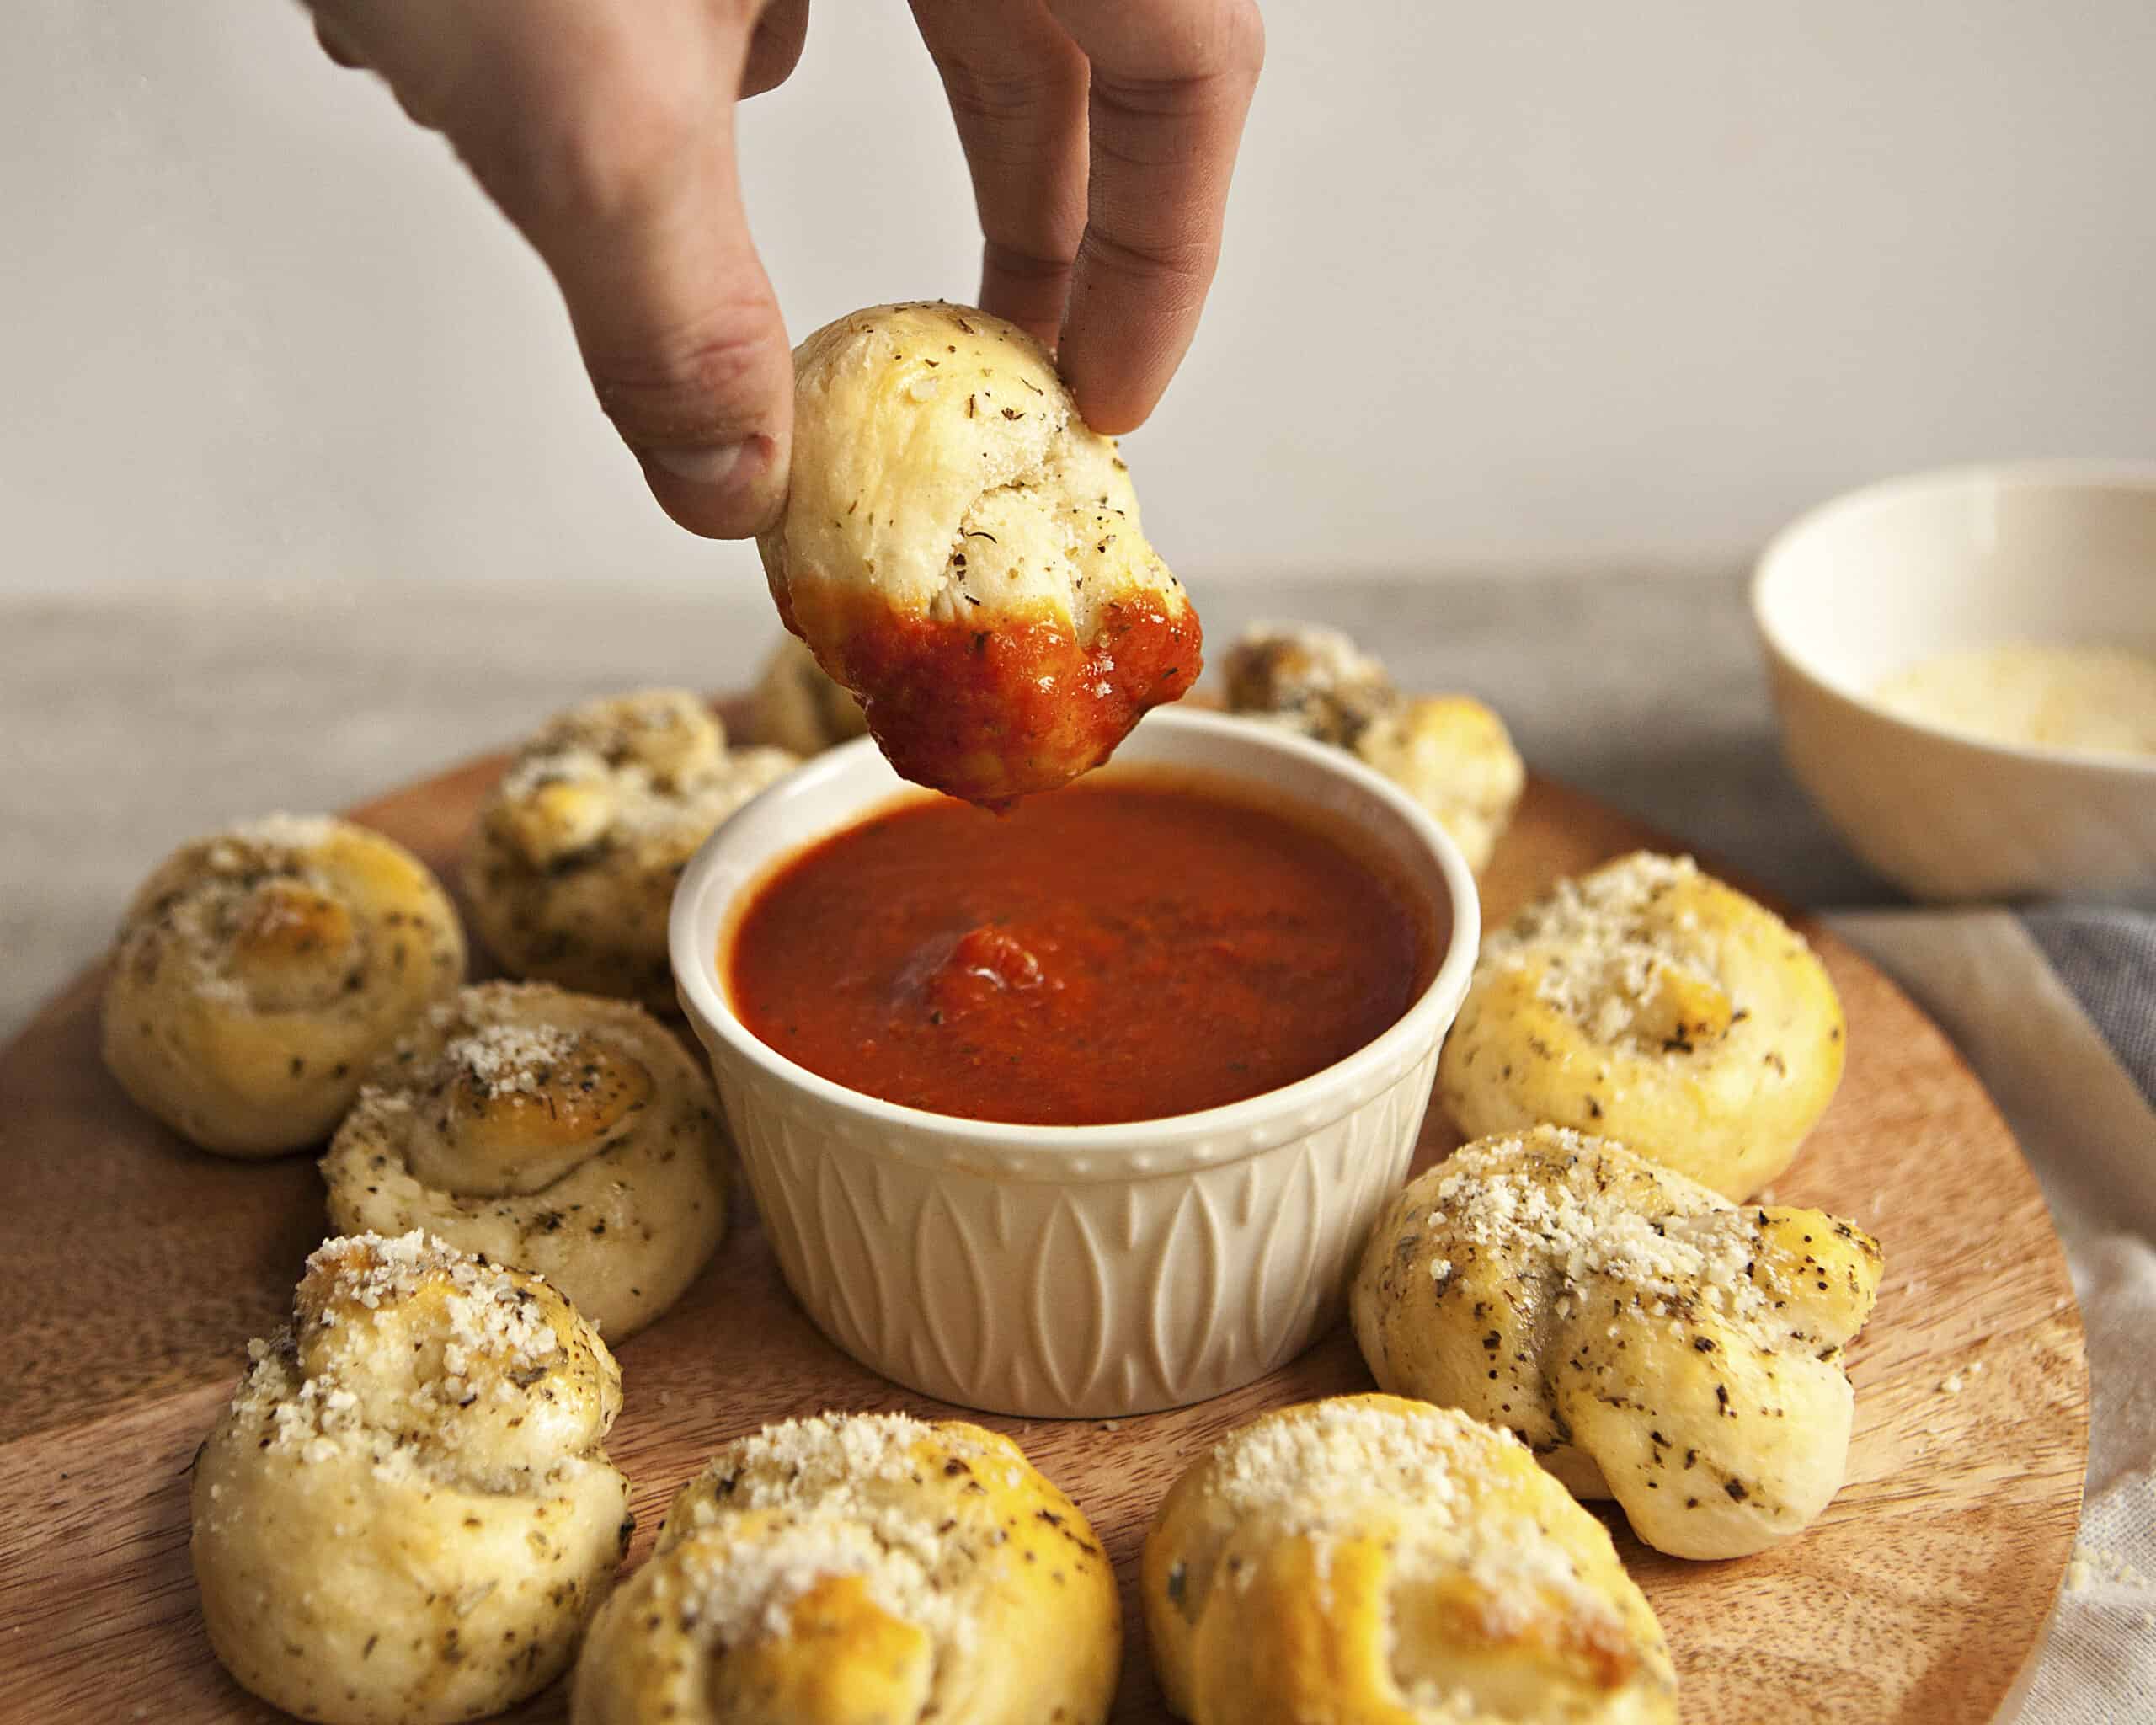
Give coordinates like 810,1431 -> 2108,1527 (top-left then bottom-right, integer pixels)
670,708 -> 1481,1418
1753,462 -> 2156,903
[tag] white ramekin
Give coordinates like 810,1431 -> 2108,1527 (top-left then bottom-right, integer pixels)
1754,462 -> 2156,904
670,708 -> 1481,1418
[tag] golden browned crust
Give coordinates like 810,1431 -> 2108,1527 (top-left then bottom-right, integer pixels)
1353,1129 -> 1883,1560
190,1231 -> 632,1725
323,981 -> 729,1340
463,691 -> 795,1008
1437,852 -> 1846,1198
574,1413 -> 1119,1725
1142,1393 -> 1678,1723
757,302 -> 1198,804
101,814 -> 465,1156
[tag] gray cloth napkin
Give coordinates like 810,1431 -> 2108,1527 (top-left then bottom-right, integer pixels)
1828,907 -> 2156,1722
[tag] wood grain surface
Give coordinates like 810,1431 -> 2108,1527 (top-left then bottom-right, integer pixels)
0,709 -> 2088,1725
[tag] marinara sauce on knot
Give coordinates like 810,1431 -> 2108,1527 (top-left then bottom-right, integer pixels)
727,776 -> 1435,1126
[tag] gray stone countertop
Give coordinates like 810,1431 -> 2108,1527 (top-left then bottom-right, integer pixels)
0,569 -> 1886,1039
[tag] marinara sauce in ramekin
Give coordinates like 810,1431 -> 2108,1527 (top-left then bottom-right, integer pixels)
671,708 -> 1481,1418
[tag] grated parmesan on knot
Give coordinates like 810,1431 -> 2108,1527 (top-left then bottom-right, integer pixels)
669,1500 -> 979,1658
680,1414 -> 994,1549
1220,621 -> 1401,745
222,811 -> 342,857
221,1231 -> 612,1492
133,817 -> 359,1007
656,1414 -> 1027,1664
1207,1398 -> 1479,1552
1356,1127 -> 1884,1563
304,1229 -> 561,1369
1431,1130 -> 1780,1333
709,1411 -> 947,1498
439,1021 -> 581,1099
197,812 -> 343,876
504,690 -> 719,788
1483,852 -> 1726,1049
576,1402 -> 1120,1722
1200,1399 -> 1617,1632
490,690 -> 796,865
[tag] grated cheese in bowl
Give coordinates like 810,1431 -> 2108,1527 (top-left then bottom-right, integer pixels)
1874,642 -> 2156,757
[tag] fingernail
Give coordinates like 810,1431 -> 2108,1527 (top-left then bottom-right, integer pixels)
638,435 -> 784,537
643,441 -> 752,487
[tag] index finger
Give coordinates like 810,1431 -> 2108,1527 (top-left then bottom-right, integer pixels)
1047,0 -> 1262,435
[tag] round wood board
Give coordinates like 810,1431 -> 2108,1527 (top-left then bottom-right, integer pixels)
0,699 -> 2088,1725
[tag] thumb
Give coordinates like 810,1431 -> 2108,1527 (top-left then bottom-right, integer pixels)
526,104 -> 793,539
302,0 -> 792,537
436,13 -> 793,540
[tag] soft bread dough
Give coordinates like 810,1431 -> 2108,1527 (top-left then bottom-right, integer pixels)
191,1231 -> 632,1725
757,302 -> 1200,804
1354,696 -> 1527,875
1142,1394 -> 1677,1725
572,1413 -> 1119,1725
1220,622 -> 1524,873
748,633 -> 871,756
1221,620 -> 1400,745
101,814 -> 466,1156
322,981 -> 729,1340
1437,852 -> 1845,1198
1353,1129 -> 1883,1561
464,690 -> 796,1008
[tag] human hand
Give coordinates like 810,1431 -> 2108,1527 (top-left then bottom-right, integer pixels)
303,0 -> 1262,541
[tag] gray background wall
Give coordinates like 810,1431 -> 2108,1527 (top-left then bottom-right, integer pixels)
8,2 -> 2153,595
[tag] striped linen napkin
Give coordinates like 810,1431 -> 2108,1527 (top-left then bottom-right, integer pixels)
1828,907 -> 2156,1720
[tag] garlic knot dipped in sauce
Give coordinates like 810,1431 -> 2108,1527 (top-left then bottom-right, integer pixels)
758,302 -> 1200,805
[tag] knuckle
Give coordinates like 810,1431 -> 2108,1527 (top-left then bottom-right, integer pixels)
1079,225 -> 1214,299
458,31 -> 715,227
941,61 -> 1086,131
981,238 -> 1074,286
1057,0 -> 1264,85
549,94 -> 705,224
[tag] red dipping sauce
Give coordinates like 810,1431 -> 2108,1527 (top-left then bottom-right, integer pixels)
726,776 -> 1436,1126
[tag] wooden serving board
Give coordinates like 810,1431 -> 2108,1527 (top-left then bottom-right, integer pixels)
0,706 -> 2088,1725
